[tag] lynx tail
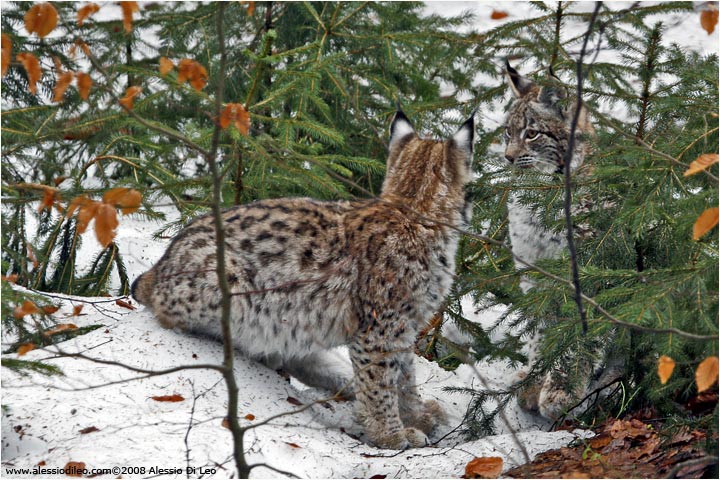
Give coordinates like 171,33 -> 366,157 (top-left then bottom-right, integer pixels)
131,270 -> 155,306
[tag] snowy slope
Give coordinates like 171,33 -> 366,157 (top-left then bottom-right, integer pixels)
2,2 -> 717,479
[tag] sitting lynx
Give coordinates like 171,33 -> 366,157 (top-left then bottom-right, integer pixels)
132,108 -> 475,449
502,61 -> 616,420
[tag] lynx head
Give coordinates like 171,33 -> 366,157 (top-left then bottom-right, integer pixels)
382,108 -> 474,215
503,60 -> 594,174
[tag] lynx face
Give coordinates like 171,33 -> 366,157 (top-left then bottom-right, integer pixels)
503,61 -> 593,174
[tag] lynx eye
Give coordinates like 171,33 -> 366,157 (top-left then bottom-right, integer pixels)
524,129 -> 541,142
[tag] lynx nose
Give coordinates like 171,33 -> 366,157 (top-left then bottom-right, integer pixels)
505,153 -> 515,164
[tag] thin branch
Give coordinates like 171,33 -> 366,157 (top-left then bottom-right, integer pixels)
247,463 -> 301,478
562,1 -> 602,335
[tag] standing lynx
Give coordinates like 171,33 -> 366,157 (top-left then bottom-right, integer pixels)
132,108 -> 475,449
502,61 -> 616,420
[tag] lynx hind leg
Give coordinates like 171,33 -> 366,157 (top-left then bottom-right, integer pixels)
397,353 -> 445,435
282,350 -> 355,399
349,341 -> 427,449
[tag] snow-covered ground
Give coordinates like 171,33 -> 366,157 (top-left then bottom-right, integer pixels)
2,2 -> 717,479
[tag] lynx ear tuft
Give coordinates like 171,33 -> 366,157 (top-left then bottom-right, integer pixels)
390,108 -> 416,148
505,59 -> 535,98
451,109 -> 476,152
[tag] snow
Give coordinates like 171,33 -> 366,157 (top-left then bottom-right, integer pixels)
2,2 -> 717,479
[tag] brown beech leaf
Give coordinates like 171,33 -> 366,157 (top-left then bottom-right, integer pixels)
118,85 -> 142,110
285,442 -> 301,449
465,457 -> 503,479
151,394 -> 185,402
701,7 -> 719,35
77,3 -> 100,26
286,396 -> 303,406
17,343 -> 36,356
684,153 -> 718,177
38,186 -> 60,212
13,300 -> 40,319
177,58 -> 208,91
244,413 -> 255,421
2,274 -> 19,283
79,426 -> 99,434
65,461 -> 85,477
43,323 -> 78,337
159,56 -> 174,76
70,39 -> 91,59
102,187 -> 142,214
692,207 -> 719,240
658,355 -> 676,385
16,52 -> 42,95
72,304 -> 84,316
240,1 -> 255,16
42,305 -> 60,314
94,203 -> 118,248
53,70 -> 74,103
490,10 -> 509,20
73,197 -> 100,234
27,243 -> 38,269
120,1 -> 139,33
221,417 -> 230,429
2,34 -> 11,77
76,72 -> 92,100
24,3 -> 58,38
220,103 -> 250,135
696,356 -> 719,393
115,299 -> 135,310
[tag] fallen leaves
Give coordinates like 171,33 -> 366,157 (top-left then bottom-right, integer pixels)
115,299 -> 135,310
657,355 -> 675,385
695,356 -> 719,393
43,323 -> 78,337
78,426 -> 99,434
24,3 -> 58,38
17,343 -> 36,356
464,457 -> 503,479
286,396 -> 303,406
219,103 -> 251,135
505,416 -> 711,479
692,207 -> 719,240
151,394 -> 185,402
700,3 -> 719,34
491,10 -> 509,20
65,461 -> 86,477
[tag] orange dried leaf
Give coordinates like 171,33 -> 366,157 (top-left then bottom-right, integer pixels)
219,103 -> 250,135
94,203 -> 118,248
151,394 -> 185,402
684,153 -> 718,177
27,243 -> 38,269
115,299 -> 135,310
2,274 -> 19,283
701,8 -> 719,35
37,186 -> 59,212
16,52 -> 42,95
177,58 -> 208,91
13,300 -> 40,319
53,70 -> 74,103
490,10 -> 509,20
24,3 -> 58,38
17,343 -> 36,356
159,56 -> 174,76
465,457 -> 504,479
77,3 -> 100,26
244,413 -> 255,421
696,356 -> 719,393
76,72 -> 92,100
65,461 -> 85,477
43,323 -> 78,336
102,187 -> 141,214
658,355 -> 675,385
120,1 -> 139,33
240,1 -> 255,16
69,196 -> 100,234
285,442 -> 301,449
692,207 -> 719,240
42,305 -> 60,314
72,304 -> 84,316
70,39 -> 91,59
2,34 -> 11,77
119,85 -> 142,110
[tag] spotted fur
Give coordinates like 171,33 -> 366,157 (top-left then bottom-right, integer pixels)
132,108 -> 475,449
503,62 -> 618,421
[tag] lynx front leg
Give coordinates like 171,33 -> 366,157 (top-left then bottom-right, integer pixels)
349,340 -> 427,449
397,352 -> 445,435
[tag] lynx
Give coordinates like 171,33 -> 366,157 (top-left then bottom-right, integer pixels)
502,61 -> 618,421
132,108 -> 475,449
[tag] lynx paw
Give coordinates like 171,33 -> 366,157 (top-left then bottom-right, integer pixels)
403,399 -> 446,434
371,427 -> 428,450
